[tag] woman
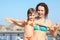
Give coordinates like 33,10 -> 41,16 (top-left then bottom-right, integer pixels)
33,2 -> 59,40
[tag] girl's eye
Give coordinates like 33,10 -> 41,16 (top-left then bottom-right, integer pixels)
38,10 -> 40,11
33,15 -> 35,16
29,14 -> 32,16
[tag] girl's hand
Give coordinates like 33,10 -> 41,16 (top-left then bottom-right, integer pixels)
5,18 -> 13,23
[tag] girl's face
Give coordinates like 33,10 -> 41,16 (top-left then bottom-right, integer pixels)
28,12 -> 35,21
37,6 -> 45,18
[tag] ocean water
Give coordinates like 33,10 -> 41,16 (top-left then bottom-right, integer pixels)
0,32 -> 60,40
0,32 -> 24,40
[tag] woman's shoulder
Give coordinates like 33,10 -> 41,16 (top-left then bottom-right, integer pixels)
46,18 -> 52,23
45,18 -> 53,28
46,18 -> 52,26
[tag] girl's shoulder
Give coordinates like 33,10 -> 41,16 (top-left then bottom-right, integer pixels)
19,19 -> 28,24
24,20 -> 27,22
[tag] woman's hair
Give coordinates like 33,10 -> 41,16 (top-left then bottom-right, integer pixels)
36,2 -> 48,17
27,8 -> 35,20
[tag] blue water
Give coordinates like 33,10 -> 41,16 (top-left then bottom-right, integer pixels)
0,33 -> 24,40
0,32 -> 60,40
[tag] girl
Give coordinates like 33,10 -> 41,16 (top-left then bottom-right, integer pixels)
5,8 -> 36,40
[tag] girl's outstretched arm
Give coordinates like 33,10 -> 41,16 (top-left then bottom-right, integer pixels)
5,18 -> 25,27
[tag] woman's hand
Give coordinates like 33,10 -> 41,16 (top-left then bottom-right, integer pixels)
54,24 -> 60,30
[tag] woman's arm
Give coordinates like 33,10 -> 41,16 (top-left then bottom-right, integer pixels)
47,19 -> 59,37
52,24 -> 60,37
48,20 -> 59,37
5,18 -> 25,27
49,24 -> 59,37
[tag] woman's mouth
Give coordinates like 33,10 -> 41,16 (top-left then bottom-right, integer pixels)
38,13 -> 43,16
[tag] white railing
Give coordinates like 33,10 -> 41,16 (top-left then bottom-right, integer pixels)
0,31 -> 24,40
0,31 -> 60,40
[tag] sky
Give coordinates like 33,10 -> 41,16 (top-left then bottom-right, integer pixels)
0,0 -> 60,25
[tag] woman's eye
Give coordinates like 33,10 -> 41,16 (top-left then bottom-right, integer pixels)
29,15 -> 32,16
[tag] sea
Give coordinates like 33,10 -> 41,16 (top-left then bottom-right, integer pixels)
0,32 -> 60,40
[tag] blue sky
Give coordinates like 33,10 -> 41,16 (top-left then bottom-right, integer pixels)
0,0 -> 60,25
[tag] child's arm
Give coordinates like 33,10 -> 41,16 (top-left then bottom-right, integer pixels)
5,18 -> 25,27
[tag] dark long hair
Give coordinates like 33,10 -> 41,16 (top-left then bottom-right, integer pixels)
36,2 -> 49,18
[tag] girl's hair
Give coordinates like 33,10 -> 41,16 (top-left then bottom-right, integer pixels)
27,8 -> 35,20
36,2 -> 48,17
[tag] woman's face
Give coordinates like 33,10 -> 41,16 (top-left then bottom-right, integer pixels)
28,12 -> 35,21
37,6 -> 45,18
